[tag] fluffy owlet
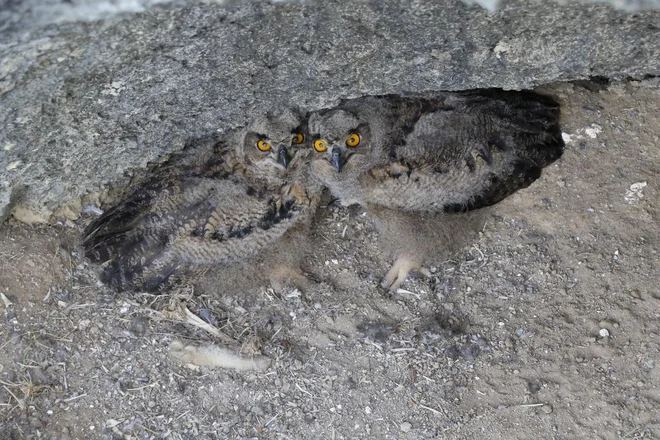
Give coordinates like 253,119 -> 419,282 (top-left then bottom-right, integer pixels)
306,90 -> 564,290
83,108 -> 320,293
308,89 -> 564,212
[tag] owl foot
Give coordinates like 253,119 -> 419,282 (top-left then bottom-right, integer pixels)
369,162 -> 410,181
380,256 -> 430,291
283,183 -> 307,202
269,265 -> 313,292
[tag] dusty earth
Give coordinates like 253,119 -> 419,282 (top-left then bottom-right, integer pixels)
0,80 -> 658,439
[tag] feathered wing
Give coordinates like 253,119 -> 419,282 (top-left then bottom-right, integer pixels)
359,90 -> 564,212
83,176 -> 316,292
83,176 -> 223,291
456,88 -> 564,167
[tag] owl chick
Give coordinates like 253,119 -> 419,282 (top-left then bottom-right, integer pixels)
307,90 -> 563,290
83,108 -> 320,293
308,89 -> 564,212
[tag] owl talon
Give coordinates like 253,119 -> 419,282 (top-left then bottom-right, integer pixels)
369,162 -> 410,180
380,256 -> 425,291
269,265 -> 313,291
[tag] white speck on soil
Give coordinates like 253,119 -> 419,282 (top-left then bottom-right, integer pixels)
624,181 -> 647,204
584,124 -> 603,138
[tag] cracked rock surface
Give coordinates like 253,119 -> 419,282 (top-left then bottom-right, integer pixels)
1,0 -> 660,222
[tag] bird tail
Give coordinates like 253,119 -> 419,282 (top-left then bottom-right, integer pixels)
82,185 -> 159,263
82,179 -> 214,292
439,89 -> 565,212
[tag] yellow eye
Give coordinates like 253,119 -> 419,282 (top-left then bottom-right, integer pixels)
346,133 -> 361,147
313,139 -> 327,152
256,140 -> 271,152
292,133 -> 304,145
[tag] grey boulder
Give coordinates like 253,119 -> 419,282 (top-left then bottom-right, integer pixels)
1,0 -> 659,223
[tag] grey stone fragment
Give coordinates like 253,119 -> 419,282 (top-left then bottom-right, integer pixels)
1,0 -> 658,33
0,0 -> 659,223
469,0 -> 660,12
0,181 -> 11,221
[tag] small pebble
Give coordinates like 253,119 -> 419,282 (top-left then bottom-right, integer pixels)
598,328 -> 610,338
541,404 -> 553,414
198,308 -> 217,325
400,422 -> 412,433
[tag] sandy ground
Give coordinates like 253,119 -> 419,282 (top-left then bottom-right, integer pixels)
0,80 -> 658,439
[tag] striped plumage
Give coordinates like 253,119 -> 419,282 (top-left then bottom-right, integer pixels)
308,89 -> 564,212
83,108 -> 318,292
83,177 -> 315,292
307,89 -> 564,290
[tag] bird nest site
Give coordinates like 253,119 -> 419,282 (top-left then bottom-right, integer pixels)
0,80 -> 658,439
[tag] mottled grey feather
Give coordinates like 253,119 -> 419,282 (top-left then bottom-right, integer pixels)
308,89 -> 564,212
83,108 -> 320,293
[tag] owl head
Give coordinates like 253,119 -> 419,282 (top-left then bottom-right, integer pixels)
238,107 -> 310,178
307,108 -> 373,175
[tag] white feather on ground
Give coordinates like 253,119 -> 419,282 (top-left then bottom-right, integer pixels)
169,340 -> 271,372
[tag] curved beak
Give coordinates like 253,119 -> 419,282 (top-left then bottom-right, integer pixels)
331,146 -> 343,172
276,144 -> 290,168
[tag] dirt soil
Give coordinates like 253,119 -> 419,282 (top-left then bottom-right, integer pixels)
1,81 -> 658,439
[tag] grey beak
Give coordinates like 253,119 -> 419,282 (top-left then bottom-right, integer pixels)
277,144 -> 289,168
331,146 -> 343,172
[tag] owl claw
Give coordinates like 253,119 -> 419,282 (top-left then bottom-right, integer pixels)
269,265 -> 313,291
369,162 -> 410,180
380,256 -> 428,291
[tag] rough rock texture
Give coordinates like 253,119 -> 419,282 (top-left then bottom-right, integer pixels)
2,0 -> 658,32
474,0 -> 660,11
1,0 -> 659,223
